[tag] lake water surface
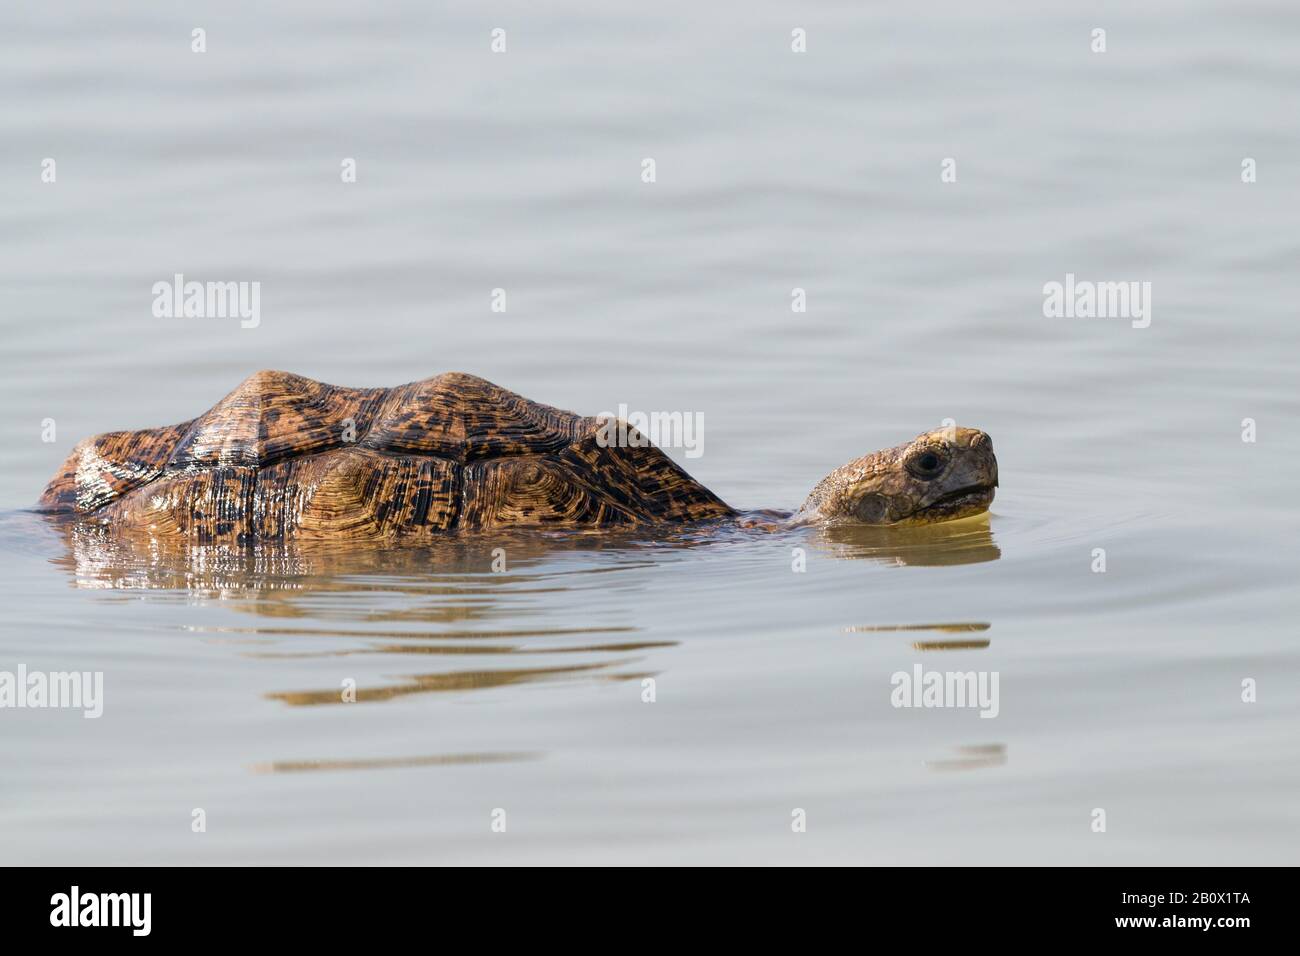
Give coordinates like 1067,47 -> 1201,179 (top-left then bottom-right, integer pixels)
2,1 -> 1298,864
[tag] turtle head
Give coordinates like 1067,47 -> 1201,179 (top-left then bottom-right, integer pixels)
797,426 -> 998,526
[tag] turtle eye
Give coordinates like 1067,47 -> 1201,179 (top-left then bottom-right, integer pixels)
908,450 -> 944,479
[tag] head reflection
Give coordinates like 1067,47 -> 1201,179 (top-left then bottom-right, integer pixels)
809,514 -> 1000,567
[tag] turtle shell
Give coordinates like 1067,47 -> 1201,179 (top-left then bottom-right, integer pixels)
36,370 -> 733,541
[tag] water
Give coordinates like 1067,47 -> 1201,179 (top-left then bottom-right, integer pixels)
2,1 -> 1298,864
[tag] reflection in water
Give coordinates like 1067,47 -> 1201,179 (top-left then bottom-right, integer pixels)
48,520 -> 672,621
250,752 -> 540,774
36,517 -> 672,707
44,512 -> 1000,599
187,625 -> 638,640
925,744 -> 1007,772
29,514 -> 999,718
910,639 -> 990,651
7,511 -> 1012,789
245,639 -> 677,658
844,622 -> 991,634
266,660 -> 646,706
812,515 -> 1000,566
843,621 -> 991,650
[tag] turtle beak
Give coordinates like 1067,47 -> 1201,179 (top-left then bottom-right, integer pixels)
971,431 -> 997,489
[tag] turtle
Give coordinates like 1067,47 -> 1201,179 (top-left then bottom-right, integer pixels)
35,370 -> 998,542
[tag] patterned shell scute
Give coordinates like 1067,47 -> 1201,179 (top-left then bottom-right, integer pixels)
268,450 -> 461,540
167,370 -> 388,470
37,421 -> 194,514
102,466 -> 258,539
359,372 -> 584,462
556,423 -> 734,523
